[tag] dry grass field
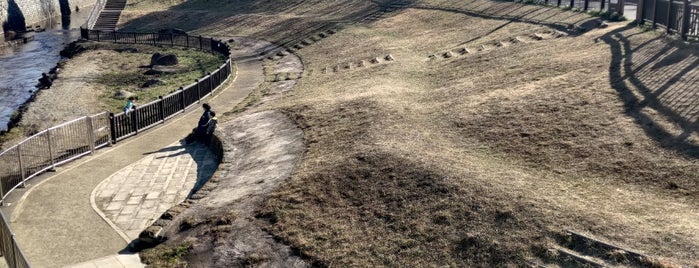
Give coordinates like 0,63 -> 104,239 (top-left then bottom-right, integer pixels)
119,0 -> 698,266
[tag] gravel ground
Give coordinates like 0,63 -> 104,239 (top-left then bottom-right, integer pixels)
19,50 -> 110,132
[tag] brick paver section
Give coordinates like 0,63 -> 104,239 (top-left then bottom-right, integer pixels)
92,141 -> 218,239
69,254 -> 144,268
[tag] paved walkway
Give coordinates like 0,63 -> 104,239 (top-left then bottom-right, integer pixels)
92,141 -> 218,240
69,254 -> 144,268
4,37 -> 267,268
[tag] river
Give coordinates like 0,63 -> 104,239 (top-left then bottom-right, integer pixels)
0,7 -> 91,132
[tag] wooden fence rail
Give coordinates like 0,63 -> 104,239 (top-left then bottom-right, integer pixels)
637,0 -> 699,40
0,29 -> 232,268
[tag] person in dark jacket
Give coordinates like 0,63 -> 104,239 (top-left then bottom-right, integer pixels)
185,103 -> 212,144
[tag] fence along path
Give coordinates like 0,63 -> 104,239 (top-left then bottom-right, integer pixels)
637,0 -> 699,40
0,29 -> 233,268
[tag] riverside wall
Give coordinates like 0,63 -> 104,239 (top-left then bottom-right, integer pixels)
1,0 -> 95,34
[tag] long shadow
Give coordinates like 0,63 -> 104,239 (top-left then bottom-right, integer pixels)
119,0 -> 418,55
2,0 -> 26,32
408,3 -> 589,35
144,142 -> 219,198
601,24 -> 699,158
186,143 -> 219,198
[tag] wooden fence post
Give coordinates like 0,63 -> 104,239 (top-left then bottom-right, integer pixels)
635,0 -> 643,23
584,0 -> 589,10
186,35 -> 189,48
666,0 -> 672,33
113,30 -> 118,43
170,33 -> 174,47
133,32 -> 137,43
131,107 -> 138,135
96,31 -> 100,42
208,72 -> 213,92
199,36 -> 203,50
158,96 -> 165,122
652,0 -> 658,27
195,79 -> 201,101
109,113 -> 117,144
570,0 -> 574,8
180,87 -> 186,112
680,0 -> 690,40
618,0 -> 625,16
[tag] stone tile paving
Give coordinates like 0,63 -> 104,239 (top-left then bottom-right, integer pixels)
67,254 -> 145,268
92,141 -> 219,240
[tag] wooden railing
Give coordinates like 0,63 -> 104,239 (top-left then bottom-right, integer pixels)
0,29 -> 233,268
637,0 -> 699,40
79,28 -> 231,142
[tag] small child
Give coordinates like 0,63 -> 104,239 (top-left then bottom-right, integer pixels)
123,97 -> 135,114
204,111 -> 218,145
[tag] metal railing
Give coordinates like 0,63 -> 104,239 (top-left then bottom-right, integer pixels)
519,0 -> 627,14
0,212 -> 29,268
0,29 -> 232,268
83,0 -> 108,29
0,113 -> 110,202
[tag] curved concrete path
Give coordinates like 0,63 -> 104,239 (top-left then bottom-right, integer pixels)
91,140 -> 219,241
5,37 -> 267,268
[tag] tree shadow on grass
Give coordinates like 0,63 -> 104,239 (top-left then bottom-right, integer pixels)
601,23 -> 699,158
118,0 -> 418,53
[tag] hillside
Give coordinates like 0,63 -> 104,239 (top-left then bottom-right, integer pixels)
119,0 -> 699,266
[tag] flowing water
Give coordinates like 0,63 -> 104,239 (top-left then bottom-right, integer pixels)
0,8 -> 90,132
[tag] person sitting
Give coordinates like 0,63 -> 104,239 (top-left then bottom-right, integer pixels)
203,111 -> 218,145
185,103 -> 212,144
38,73 -> 53,89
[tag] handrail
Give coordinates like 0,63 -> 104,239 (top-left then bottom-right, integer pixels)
0,29 -> 233,268
83,0 -> 108,29
636,0 -> 699,40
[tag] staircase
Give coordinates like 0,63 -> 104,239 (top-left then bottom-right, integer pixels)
92,0 -> 127,31
531,230 -> 679,267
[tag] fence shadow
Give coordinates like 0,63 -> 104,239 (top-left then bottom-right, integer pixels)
601,23 -> 699,158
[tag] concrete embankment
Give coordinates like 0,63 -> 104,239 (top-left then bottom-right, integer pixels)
1,0 -> 94,34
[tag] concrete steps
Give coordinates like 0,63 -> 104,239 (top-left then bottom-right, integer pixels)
533,230 -> 677,267
92,0 -> 127,31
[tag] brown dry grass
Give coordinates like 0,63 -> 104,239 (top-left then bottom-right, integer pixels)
124,0 -> 699,266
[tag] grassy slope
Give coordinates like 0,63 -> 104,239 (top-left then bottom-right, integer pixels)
78,42 -> 225,112
123,0 -> 699,266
